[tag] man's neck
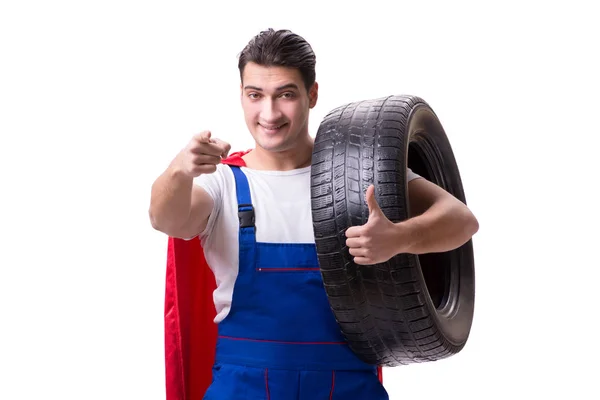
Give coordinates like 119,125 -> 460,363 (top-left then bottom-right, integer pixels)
244,136 -> 314,171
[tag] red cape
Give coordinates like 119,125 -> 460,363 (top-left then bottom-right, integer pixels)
163,151 -> 382,399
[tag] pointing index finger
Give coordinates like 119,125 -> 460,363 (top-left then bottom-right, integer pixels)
190,142 -> 226,157
213,140 -> 231,157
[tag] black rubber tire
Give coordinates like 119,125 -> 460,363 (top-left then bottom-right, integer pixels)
310,94 -> 475,367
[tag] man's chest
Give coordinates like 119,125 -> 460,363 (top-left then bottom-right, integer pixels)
224,173 -> 316,244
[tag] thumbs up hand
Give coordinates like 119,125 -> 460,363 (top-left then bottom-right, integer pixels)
345,185 -> 408,265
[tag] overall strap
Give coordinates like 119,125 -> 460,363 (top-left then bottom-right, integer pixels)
229,166 -> 256,247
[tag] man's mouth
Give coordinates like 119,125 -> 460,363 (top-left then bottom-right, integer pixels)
259,123 -> 287,133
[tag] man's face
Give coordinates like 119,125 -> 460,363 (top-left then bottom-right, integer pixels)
240,62 -> 318,153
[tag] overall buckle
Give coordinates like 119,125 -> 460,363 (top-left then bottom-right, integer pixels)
238,204 -> 255,228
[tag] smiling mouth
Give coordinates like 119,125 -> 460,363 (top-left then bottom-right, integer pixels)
259,123 -> 287,132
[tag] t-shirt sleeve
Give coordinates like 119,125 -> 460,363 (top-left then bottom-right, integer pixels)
407,167 -> 421,182
185,164 -> 225,240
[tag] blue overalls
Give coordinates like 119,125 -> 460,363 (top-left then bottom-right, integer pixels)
203,166 -> 389,400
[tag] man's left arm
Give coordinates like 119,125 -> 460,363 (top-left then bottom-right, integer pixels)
401,177 -> 479,254
345,178 -> 479,265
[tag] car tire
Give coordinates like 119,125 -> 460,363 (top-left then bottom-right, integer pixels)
311,94 -> 476,366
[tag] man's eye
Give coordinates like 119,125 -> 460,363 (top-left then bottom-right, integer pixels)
248,93 -> 259,99
281,92 -> 295,99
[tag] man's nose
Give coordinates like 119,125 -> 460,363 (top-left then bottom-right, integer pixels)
260,99 -> 283,123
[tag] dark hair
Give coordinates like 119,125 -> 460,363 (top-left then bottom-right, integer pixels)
238,28 -> 316,92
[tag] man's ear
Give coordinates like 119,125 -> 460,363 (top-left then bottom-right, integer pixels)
309,82 -> 319,109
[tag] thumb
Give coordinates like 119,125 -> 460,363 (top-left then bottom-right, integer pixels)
196,130 -> 212,143
365,185 -> 382,219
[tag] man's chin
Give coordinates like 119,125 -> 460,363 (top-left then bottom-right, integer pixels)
255,137 -> 293,153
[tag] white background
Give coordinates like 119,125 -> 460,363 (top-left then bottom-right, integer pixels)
1,1 -> 599,399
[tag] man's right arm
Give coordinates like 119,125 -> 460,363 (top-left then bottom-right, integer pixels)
149,162 -> 214,239
148,130 -> 231,239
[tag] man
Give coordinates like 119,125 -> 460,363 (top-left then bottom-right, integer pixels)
150,28 -> 479,400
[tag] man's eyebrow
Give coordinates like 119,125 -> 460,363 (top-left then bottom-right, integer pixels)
275,83 -> 299,91
243,83 -> 299,91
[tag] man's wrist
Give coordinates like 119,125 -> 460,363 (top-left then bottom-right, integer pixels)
394,217 -> 423,255
167,155 -> 193,182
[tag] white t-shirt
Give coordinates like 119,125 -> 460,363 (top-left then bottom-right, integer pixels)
193,163 -> 420,323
